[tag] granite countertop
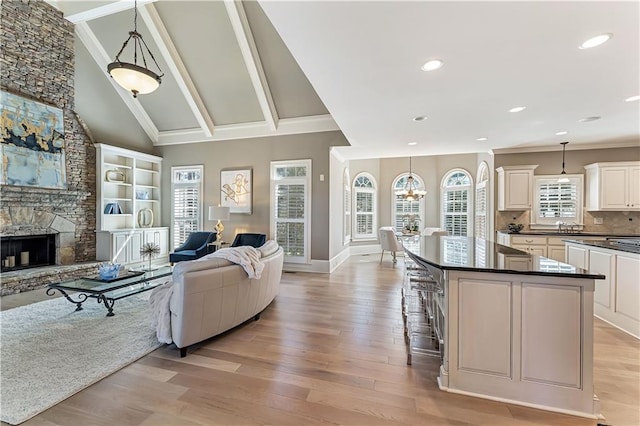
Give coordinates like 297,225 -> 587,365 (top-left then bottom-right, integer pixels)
564,239 -> 640,255
405,236 -> 604,279
497,230 -> 640,237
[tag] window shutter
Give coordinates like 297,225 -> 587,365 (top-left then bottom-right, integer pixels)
171,166 -> 202,249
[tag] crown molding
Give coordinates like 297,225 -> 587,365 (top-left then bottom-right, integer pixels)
155,114 -> 339,145
491,139 -> 640,155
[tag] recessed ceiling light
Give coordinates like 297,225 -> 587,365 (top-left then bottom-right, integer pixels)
476,137 -> 488,141
421,59 -> 444,72
555,131 -> 569,136
413,116 -> 427,122
579,33 -> 612,49
509,106 -> 526,113
578,116 -> 601,123
408,142 -> 418,146
625,95 -> 640,102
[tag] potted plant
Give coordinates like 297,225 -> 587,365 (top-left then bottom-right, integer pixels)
140,242 -> 161,271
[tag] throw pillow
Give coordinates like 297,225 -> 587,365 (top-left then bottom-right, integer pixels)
258,240 -> 279,258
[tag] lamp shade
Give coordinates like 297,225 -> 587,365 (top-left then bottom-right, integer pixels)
108,62 -> 161,96
209,206 -> 230,221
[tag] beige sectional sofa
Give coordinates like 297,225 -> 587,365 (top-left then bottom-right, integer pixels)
168,244 -> 284,357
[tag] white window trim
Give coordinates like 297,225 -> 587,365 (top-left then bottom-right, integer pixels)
343,168 -> 351,245
392,173 -> 425,233
532,174 -> 584,229
440,169 -> 473,237
270,159 -> 312,264
352,172 -> 377,241
475,162 -> 489,239
170,165 -> 204,250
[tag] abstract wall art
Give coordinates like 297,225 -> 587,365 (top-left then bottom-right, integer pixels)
221,168 -> 252,214
0,91 -> 67,189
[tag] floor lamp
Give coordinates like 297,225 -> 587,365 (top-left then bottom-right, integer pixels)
208,206 -> 230,244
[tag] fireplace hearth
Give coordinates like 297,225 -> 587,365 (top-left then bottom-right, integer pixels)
1,235 -> 56,272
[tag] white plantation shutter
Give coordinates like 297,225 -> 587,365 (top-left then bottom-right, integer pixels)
533,176 -> 583,226
475,163 -> 489,239
353,173 -> 377,240
441,170 -> 472,236
171,166 -> 203,249
271,160 -> 311,263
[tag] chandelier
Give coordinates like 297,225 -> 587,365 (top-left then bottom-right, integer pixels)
395,157 -> 426,201
107,0 -> 163,98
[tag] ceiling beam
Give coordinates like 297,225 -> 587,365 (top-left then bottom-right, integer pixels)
155,114 -> 340,145
138,3 -> 215,138
224,0 -> 279,131
63,0 -> 158,24
75,22 -> 159,143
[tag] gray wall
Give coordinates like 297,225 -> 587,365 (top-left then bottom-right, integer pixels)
159,131 -> 349,261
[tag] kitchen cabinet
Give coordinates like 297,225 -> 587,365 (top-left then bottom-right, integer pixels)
510,235 -> 547,256
585,161 -> 640,211
496,165 -> 538,210
565,241 -> 639,339
497,232 -> 607,263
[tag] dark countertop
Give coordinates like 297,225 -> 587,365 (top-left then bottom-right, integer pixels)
405,236 -> 604,279
497,230 -> 640,237
564,239 -> 640,255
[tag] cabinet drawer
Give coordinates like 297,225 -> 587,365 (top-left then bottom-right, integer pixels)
547,237 -> 566,246
511,236 -> 547,245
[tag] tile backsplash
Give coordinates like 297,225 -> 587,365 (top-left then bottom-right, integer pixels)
496,210 -> 640,235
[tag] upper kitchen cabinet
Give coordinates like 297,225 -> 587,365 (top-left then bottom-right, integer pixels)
496,165 -> 538,211
585,162 -> 640,211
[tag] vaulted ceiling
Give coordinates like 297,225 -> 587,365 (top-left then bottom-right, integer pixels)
50,1 -> 639,159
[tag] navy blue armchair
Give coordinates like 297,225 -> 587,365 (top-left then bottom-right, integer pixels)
169,231 -> 217,263
231,233 -> 267,248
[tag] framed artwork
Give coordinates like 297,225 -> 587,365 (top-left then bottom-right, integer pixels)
0,91 -> 67,189
220,168 -> 252,214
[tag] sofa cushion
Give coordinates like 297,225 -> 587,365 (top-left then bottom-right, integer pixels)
172,255 -> 233,286
258,240 -> 279,258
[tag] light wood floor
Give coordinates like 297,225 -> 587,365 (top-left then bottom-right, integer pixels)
2,254 -> 638,425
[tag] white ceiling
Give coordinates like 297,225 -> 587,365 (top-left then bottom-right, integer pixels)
51,1 -> 639,159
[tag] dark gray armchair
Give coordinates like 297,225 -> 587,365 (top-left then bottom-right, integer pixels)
231,233 -> 267,248
169,231 -> 217,263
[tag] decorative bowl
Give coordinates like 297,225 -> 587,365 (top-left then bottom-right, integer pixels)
98,263 -> 121,280
507,223 -> 524,234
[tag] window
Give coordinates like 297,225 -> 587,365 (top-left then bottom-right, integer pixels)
441,169 -> 473,236
352,173 -> 377,240
343,168 -> 351,245
393,173 -> 425,233
270,160 -> 311,263
171,166 -> 203,249
533,175 -> 583,227
475,162 -> 489,239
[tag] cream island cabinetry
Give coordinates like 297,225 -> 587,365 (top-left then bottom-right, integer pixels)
406,237 -> 603,418
566,240 -> 639,339
496,231 -> 607,263
95,144 -> 168,266
585,161 -> 640,211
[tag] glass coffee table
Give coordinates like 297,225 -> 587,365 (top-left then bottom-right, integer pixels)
47,266 -> 173,317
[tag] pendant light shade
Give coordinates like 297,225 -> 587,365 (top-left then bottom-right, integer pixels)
557,142 -> 570,183
395,157 -> 426,200
107,0 -> 163,98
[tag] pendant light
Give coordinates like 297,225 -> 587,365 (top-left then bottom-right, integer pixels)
395,157 -> 426,201
107,0 -> 163,98
557,142 -> 570,183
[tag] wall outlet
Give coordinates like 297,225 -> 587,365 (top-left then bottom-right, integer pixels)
593,217 -> 603,225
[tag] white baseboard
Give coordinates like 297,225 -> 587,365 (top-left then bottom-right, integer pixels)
283,259 -> 330,273
349,244 -> 381,255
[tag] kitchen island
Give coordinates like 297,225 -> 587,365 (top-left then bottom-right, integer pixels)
566,239 -> 639,339
405,236 -> 604,418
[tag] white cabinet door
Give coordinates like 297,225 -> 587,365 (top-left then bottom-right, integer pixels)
529,246 -> 546,257
616,255 -> 640,324
629,166 -> 640,209
547,246 -> 566,263
589,250 -> 613,309
128,232 -> 143,263
601,167 -> 629,209
113,233 -> 129,264
566,244 -> 588,269
143,228 -> 169,257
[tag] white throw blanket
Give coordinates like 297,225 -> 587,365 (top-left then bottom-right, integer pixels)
149,246 -> 265,344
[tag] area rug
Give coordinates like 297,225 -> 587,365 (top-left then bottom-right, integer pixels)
0,285 -> 167,425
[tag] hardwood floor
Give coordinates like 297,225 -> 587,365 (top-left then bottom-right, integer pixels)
2,254 -> 638,425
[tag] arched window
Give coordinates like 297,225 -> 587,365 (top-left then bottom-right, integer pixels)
343,168 -> 351,245
441,169 -> 473,236
393,173 -> 425,233
352,173 -> 377,240
475,162 -> 489,239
